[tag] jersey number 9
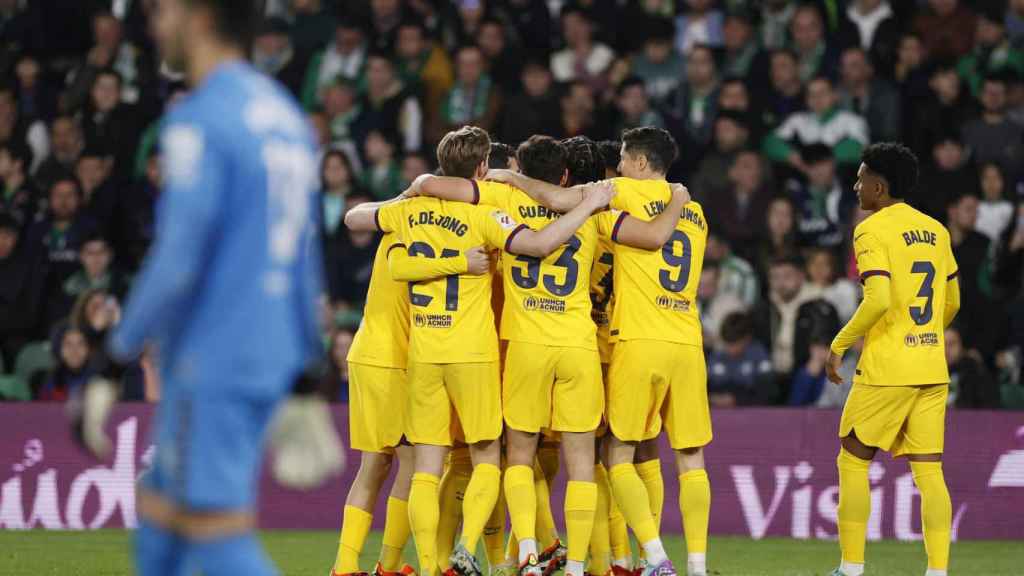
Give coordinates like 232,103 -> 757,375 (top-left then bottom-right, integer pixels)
659,230 -> 692,293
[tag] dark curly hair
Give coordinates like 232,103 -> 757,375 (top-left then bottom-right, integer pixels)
861,142 -> 919,200
561,136 -> 605,185
597,140 -> 621,175
516,135 -> 567,185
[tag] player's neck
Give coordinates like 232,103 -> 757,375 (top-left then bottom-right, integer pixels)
872,197 -> 902,212
626,171 -> 666,181
187,41 -> 245,87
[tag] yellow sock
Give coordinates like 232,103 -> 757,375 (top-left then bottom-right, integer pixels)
334,505 -> 372,573
484,480 -> 508,568
534,459 -> 559,548
636,460 -> 664,533
911,461 -> 952,571
589,465 -> 612,575
380,497 -> 410,571
608,463 -> 658,546
608,492 -> 630,563
678,469 -> 710,555
460,463 -> 502,553
409,473 -> 441,576
437,453 -> 472,570
504,465 -> 537,543
837,449 -> 870,565
565,481 -> 598,564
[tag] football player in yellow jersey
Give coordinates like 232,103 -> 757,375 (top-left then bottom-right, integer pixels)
586,139 -> 635,576
332,229 -> 491,576
408,134 -> 687,576
344,126 -> 615,576
825,143 -> 960,576
490,127 -> 712,576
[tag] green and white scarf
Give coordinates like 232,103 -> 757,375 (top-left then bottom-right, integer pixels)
442,75 -> 492,125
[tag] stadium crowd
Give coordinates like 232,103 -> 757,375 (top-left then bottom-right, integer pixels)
0,0 -> 1022,408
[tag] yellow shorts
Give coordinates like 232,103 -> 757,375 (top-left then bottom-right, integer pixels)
407,361 -> 502,446
607,340 -> 712,450
839,383 -> 947,457
348,363 -> 406,453
502,342 -> 603,434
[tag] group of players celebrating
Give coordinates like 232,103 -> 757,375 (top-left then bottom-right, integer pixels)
71,2 -> 956,575
327,121 -> 961,576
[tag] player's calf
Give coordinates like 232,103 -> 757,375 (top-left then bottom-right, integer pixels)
449,440 -> 502,576
378,446 -> 416,573
909,455 -> 951,576
333,451 -> 396,575
674,447 -> 709,576
560,431 -> 598,576
409,444 -> 451,576
505,429 -> 541,567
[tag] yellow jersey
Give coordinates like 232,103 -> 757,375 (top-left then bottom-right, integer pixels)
376,197 -> 525,364
346,233 -> 410,368
849,202 -> 958,386
476,180 -> 600,349
606,177 -> 708,347
590,237 -> 616,362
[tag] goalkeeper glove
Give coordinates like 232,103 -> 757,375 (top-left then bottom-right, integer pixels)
67,357 -> 123,459
267,361 -> 345,490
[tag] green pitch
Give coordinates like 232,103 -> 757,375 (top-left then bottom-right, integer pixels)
1,530 -> 1021,576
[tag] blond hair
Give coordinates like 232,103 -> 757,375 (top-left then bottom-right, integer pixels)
437,126 -> 491,178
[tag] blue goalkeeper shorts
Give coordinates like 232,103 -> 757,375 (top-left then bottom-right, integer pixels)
143,382 -> 283,511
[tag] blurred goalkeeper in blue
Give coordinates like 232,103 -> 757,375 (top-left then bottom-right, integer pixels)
68,1 -> 344,575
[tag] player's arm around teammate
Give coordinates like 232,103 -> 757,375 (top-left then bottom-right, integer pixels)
346,182 -> 616,258
389,244 -> 493,279
346,153 -> 615,576
423,167 -> 692,250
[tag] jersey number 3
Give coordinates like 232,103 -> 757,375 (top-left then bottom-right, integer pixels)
909,260 -> 935,326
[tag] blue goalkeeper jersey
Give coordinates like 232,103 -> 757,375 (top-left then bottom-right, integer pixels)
110,61 -> 322,398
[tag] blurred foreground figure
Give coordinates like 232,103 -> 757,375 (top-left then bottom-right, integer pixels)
69,1 -> 342,574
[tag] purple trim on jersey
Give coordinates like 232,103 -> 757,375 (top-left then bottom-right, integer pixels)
505,223 -> 529,253
373,208 -> 382,232
387,243 -> 406,256
471,180 -> 480,205
610,211 -> 630,243
859,270 -> 890,284
947,270 -> 959,281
